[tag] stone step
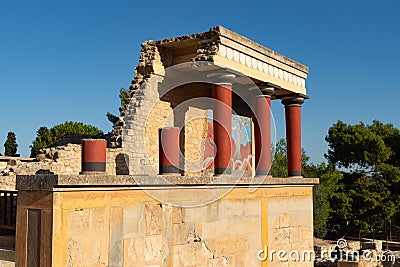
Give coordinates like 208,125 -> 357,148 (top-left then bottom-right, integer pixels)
0,260 -> 14,267
0,248 -> 14,266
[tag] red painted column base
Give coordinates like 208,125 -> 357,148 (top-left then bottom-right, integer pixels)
159,127 -> 180,174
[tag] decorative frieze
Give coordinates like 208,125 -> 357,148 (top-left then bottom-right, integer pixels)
218,44 -> 306,88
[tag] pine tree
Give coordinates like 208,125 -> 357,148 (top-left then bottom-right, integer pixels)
4,131 -> 18,157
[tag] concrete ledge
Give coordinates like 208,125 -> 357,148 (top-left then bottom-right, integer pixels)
16,174 -> 319,191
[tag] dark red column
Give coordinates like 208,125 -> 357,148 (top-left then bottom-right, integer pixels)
212,74 -> 235,175
81,139 -> 107,173
282,98 -> 304,177
253,88 -> 274,176
159,127 -> 180,174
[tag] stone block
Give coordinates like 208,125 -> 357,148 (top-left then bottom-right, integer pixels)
0,162 -> 7,170
212,236 -> 248,256
183,202 -> 218,222
144,235 -> 162,264
291,211 -> 312,228
109,207 -> 123,267
244,199 -> 261,217
201,222 -> 217,240
217,200 -> 244,220
123,205 -> 145,238
213,219 -> 249,238
171,207 -> 184,224
144,204 -> 163,236
278,213 -> 292,228
68,209 -> 90,236
123,237 -> 144,266
172,223 -> 190,245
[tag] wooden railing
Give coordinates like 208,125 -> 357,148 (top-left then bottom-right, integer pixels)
0,191 -> 17,231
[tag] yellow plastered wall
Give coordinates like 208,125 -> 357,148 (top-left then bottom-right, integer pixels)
46,186 -> 314,267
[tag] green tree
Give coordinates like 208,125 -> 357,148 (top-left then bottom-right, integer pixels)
4,131 -> 18,157
271,139 -> 288,177
325,120 -> 400,235
30,121 -> 103,157
303,162 -> 342,238
271,138 -> 340,238
107,87 -> 129,126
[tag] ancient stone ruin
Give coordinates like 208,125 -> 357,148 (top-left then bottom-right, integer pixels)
7,26 -> 319,266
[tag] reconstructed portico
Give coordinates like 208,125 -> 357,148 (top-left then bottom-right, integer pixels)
112,26 -> 310,178
15,26 -> 317,267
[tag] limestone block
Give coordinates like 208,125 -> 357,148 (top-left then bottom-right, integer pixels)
144,204 -> 163,235
183,203 -> 218,223
201,222 -> 217,240
271,227 -> 290,246
245,218 -> 261,234
245,251 -> 263,267
171,207 -> 184,224
68,209 -> 90,235
123,205 -> 145,238
278,213 -> 292,228
247,231 -> 262,251
173,242 -> 213,267
213,219 -> 249,238
212,236 -> 249,256
291,211 -> 312,228
172,223 -> 191,245
124,238 -> 144,266
218,200 -> 245,220
144,235 -> 163,264
0,162 -> 7,170
244,199 -> 261,217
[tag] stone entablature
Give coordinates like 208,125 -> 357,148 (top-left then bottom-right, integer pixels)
215,26 -> 308,95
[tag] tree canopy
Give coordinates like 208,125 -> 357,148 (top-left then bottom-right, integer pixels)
30,121 -> 103,157
106,87 -> 129,126
325,120 -> 400,236
4,131 -> 18,156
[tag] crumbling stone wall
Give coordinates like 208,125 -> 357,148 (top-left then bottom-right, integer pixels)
144,99 -> 174,173
0,144 -> 128,190
109,28 -> 220,175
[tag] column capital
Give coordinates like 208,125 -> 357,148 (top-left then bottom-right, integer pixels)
281,97 -> 304,107
260,87 -> 274,98
207,72 -> 236,86
248,86 -> 274,98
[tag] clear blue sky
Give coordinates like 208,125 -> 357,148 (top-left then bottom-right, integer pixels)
1,0 -> 399,163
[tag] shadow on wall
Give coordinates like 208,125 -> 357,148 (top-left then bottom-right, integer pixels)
115,154 -> 130,175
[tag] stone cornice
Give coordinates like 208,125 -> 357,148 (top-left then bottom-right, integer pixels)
16,174 -> 319,191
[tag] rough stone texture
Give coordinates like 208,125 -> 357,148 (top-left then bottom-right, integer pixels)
144,99 -> 174,173
0,144 -> 128,190
16,184 -> 315,266
16,174 -> 319,191
183,107 -> 208,175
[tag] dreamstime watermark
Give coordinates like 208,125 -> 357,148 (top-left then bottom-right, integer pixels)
257,238 -> 397,263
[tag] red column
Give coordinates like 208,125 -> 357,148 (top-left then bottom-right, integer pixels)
282,98 -> 304,177
159,127 -> 180,174
212,74 -> 235,175
81,139 -> 107,173
253,88 -> 274,176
